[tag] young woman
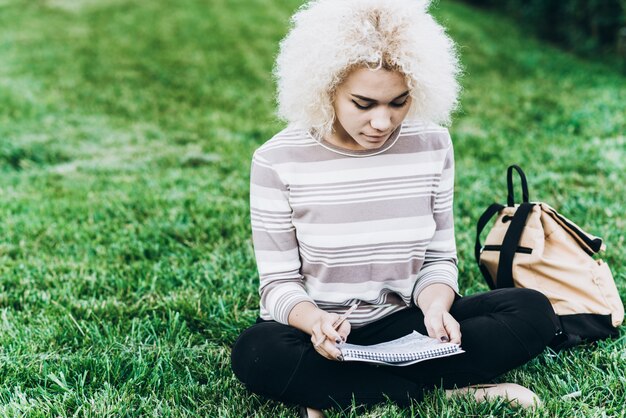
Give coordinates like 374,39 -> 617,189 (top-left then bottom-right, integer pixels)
231,0 -> 559,416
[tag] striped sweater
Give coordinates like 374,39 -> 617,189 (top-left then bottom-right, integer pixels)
250,121 -> 458,328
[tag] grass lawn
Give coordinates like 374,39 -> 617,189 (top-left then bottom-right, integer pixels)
0,0 -> 625,416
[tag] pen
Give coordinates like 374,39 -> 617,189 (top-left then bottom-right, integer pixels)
314,303 -> 359,347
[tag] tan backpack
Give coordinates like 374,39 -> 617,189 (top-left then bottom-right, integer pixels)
475,165 -> 624,350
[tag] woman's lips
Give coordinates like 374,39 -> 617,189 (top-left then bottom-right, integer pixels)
363,133 -> 389,140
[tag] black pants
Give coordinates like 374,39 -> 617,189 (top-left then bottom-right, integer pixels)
231,288 -> 558,410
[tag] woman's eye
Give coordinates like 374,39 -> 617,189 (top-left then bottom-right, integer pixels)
352,100 -> 373,110
352,99 -> 408,110
390,100 -> 409,108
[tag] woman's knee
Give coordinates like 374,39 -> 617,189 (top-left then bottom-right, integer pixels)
231,325 -> 261,385
494,288 -> 558,344
509,288 -> 553,314
231,322 -> 309,396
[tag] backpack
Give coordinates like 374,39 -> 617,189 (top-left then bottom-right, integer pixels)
475,165 -> 624,350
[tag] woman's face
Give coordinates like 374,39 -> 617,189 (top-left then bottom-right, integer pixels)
329,67 -> 411,151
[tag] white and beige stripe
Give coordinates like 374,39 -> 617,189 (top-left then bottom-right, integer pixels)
251,121 -> 458,327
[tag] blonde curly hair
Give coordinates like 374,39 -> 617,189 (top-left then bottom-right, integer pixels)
274,0 -> 462,138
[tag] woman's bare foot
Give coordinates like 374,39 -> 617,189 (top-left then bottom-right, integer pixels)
445,383 -> 541,409
299,406 -> 326,418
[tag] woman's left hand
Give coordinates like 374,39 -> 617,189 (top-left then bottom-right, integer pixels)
423,305 -> 462,345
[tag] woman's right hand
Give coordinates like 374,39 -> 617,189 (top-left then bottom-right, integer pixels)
310,311 -> 351,360
288,301 -> 352,360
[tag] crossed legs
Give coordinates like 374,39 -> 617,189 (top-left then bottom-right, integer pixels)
231,288 -> 558,410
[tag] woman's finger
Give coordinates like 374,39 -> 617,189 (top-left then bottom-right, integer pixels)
443,313 -> 462,344
310,315 -> 343,359
311,334 -> 341,360
311,323 -> 325,347
337,320 -> 351,342
424,317 -> 436,339
310,331 -> 321,347
427,313 -> 450,342
310,333 -> 329,357
321,320 -> 342,344
321,338 -> 342,360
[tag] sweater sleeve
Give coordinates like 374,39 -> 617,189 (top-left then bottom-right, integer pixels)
250,152 -> 316,324
412,137 -> 459,306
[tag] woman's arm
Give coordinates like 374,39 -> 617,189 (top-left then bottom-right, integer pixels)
250,152 -> 316,324
251,150 -> 349,360
417,283 -> 461,344
413,135 -> 461,344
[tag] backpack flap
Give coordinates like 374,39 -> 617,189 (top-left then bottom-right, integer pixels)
540,203 -> 604,255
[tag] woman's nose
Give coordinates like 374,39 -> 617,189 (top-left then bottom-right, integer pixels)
370,109 -> 392,132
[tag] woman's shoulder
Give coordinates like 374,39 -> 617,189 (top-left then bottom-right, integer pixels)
252,125 -> 320,167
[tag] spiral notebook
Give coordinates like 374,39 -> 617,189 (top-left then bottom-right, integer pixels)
339,331 -> 464,366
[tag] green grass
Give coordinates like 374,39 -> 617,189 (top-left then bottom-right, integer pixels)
0,0 -> 624,416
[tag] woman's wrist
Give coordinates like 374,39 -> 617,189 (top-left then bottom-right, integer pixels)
423,302 -> 449,314
417,283 -> 455,313
287,301 -> 325,335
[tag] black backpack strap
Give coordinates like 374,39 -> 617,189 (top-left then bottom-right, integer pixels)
475,203 -> 505,290
496,202 -> 534,288
507,165 -> 530,207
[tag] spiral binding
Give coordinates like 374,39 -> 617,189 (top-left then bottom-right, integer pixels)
342,345 -> 458,363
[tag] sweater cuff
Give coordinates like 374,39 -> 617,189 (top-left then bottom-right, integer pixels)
265,282 -> 317,325
412,262 -> 459,306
